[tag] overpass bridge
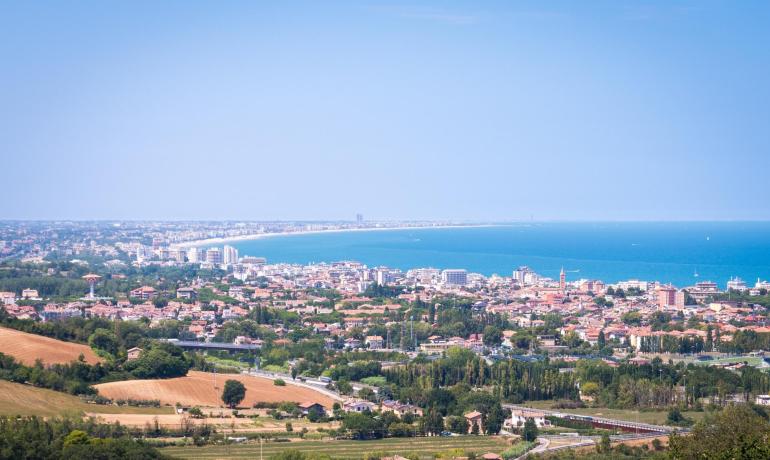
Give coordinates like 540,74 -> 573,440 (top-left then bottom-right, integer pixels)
503,404 -> 677,434
160,339 -> 260,352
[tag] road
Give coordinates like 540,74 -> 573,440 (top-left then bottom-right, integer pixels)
245,369 -> 345,401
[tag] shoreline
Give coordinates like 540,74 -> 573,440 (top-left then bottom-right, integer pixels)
172,223 -> 499,249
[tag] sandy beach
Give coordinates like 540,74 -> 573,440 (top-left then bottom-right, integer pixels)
172,224 -> 494,249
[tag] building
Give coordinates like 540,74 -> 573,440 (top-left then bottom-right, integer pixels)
21,289 -> 39,299
130,286 -> 157,300
512,266 -> 533,284
727,277 -> 748,291
657,285 -> 677,309
126,347 -> 143,360
756,395 -> 770,406
206,247 -> 223,265
365,335 -> 384,350
187,248 -> 202,263
176,287 -> 197,300
169,248 -> 186,263
297,402 -> 326,417
380,400 -> 423,417
688,281 -> 721,301
223,245 -> 239,265
442,269 -> 468,286
507,409 -> 551,428
464,411 -> 483,433
343,400 -> 376,413
375,268 -> 393,285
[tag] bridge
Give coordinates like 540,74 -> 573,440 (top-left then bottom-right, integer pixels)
503,404 -> 677,434
160,339 -> 260,352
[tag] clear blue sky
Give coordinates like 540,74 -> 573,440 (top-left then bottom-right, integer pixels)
1,1 -> 768,221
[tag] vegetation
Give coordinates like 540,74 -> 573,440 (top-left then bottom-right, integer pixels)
669,405 -> 770,459
221,379 -> 246,408
0,416 -> 166,459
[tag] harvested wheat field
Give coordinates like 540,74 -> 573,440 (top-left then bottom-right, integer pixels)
0,380 -> 171,417
0,326 -> 101,366
94,371 -> 336,408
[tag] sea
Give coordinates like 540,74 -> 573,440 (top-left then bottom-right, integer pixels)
227,222 -> 770,288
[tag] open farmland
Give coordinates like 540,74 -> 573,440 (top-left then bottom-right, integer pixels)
94,371 -> 336,408
0,326 -> 101,365
161,436 -> 512,459
0,380 -> 171,417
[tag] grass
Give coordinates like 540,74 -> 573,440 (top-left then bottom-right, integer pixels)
0,380 -> 173,417
161,436 -> 512,459
522,400 -> 705,425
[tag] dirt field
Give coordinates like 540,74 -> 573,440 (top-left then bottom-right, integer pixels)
93,371 -> 336,408
0,380 -> 171,417
0,326 -> 101,366
87,412 -> 341,432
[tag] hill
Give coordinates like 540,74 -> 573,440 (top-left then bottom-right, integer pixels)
0,380 -> 171,417
0,326 -> 101,366
94,371 -> 336,408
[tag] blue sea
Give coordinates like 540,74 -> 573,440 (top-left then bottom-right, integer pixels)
227,222 -> 770,288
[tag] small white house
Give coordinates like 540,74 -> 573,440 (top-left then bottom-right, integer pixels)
343,400 -> 376,413
506,409 -> 551,429
756,395 -> 770,406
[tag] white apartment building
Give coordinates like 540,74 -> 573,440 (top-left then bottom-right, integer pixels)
223,245 -> 239,265
442,269 -> 468,286
206,247 -> 223,265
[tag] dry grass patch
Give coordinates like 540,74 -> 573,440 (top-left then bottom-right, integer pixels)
0,326 -> 100,366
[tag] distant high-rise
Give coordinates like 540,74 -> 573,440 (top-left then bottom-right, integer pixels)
442,269 -> 468,286
356,213 -> 363,224
657,284 -> 677,310
223,245 -> 238,265
206,247 -> 223,265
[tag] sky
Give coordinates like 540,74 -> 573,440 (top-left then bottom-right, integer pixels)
1,1 -> 769,221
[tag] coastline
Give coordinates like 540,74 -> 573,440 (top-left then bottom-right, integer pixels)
172,223 -> 499,249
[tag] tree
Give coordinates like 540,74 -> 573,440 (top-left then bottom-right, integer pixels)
485,403 -> 505,435
669,405 -> 770,459
307,406 -> 323,422
522,417 -> 538,442
482,326 -> 503,347
421,407 -> 445,436
446,415 -> 469,434
596,432 -> 611,453
88,328 -> 119,356
342,412 -> 381,440
221,379 -> 246,408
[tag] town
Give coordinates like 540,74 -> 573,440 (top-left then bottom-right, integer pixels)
2,221 -> 770,459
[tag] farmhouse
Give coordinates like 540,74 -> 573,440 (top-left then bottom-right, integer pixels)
465,410 -> 483,433
127,347 -> 143,360
343,400 -> 376,413
298,401 -> 326,417
507,409 -> 550,428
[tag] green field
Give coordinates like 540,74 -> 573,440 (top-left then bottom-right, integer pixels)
161,436 -> 512,459
522,400 -> 705,425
